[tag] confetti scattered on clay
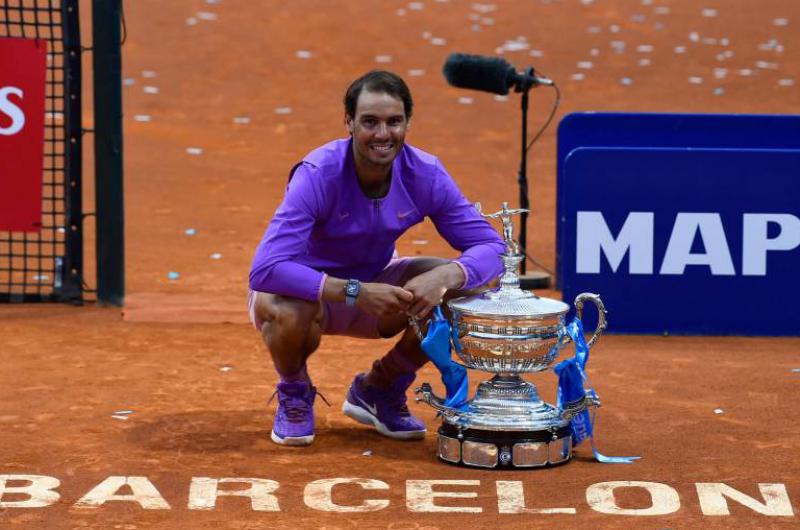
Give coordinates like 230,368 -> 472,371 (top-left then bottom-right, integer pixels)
501,38 -> 529,52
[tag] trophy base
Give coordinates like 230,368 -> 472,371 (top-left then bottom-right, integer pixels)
436,422 -> 573,469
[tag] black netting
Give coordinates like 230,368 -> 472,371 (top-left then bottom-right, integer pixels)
0,0 -> 81,303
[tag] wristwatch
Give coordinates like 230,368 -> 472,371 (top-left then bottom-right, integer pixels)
345,279 -> 361,307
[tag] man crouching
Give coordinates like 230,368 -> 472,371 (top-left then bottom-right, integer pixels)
248,70 -> 504,445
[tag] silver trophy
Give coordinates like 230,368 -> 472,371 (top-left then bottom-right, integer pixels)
415,202 -> 607,469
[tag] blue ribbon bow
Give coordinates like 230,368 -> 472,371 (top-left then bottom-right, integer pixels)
420,306 -> 469,410
555,318 -> 639,464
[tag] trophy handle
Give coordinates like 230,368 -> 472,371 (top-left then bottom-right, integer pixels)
414,383 -> 459,417
574,292 -> 608,349
560,394 -> 600,421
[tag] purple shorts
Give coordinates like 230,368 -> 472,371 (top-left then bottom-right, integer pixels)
248,257 -> 413,339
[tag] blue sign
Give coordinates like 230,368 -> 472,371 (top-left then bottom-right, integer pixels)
556,113 -> 800,289
560,147 -> 800,336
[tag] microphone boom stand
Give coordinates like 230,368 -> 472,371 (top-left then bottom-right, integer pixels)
516,68 -> 551,289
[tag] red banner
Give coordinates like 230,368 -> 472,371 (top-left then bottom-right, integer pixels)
0,37 -> 47,232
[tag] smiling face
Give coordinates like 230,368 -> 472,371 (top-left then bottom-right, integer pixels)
346,90 -> 409,180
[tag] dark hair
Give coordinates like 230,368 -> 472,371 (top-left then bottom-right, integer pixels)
343,70 -> 413,120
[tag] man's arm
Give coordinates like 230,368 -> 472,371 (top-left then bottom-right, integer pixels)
249,164 -> 327,301
426,160 -> 505,290
403,262 -> 465,318
322,276 -> 414,316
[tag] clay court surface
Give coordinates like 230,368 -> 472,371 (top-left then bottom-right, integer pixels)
2,0 -> 800,528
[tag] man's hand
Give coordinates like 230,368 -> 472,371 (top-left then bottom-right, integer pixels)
357,282 -> 414,317
404,262 -> 465,319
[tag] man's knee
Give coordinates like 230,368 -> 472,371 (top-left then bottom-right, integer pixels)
255,293 -> 322,335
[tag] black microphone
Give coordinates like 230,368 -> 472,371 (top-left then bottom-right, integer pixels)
442,53 -> 553,95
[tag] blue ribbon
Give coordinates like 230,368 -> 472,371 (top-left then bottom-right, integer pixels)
555,318 -> 640,464
420,307 -> 469,410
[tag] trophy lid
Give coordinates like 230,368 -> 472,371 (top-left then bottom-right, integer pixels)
449,202 -> 570,319
448,286 -> 570,318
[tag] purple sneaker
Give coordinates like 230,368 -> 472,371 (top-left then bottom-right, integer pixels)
342,373 -> 426,440
270,380 -> 316,446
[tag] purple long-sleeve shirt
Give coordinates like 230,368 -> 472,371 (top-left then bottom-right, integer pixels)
249,138 -> 505,301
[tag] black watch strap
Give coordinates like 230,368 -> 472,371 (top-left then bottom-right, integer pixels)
345,279 -> 360,307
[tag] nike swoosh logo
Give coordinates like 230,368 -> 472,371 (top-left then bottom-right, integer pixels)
397,209 -> 415,219
356,396 -> 378,416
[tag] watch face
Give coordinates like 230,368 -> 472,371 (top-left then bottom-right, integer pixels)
346,280 -> 359,297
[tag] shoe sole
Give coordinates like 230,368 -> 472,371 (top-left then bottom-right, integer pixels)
342,400 -> 426,440
270,430 -> 314,446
